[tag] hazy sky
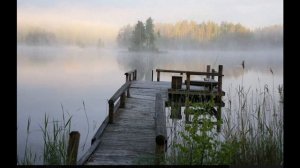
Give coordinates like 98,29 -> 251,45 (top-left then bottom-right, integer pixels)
17,0 -> 283,41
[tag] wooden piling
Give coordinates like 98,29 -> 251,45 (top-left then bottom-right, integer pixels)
217,65 -> 223,132
185,73 -> 191,122
155,93 -> 167,165
67,131 -> 80,165
212,69 -> 215,80
186,72 -> 190,91
134,70 -> 137,80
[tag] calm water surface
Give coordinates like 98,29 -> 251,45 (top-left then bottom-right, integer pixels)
17,45 -> 283,163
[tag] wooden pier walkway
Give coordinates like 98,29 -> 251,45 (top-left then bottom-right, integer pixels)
78,66 -> 225,165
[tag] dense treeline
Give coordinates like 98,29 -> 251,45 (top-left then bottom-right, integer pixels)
117,20 -> 283,50
17,28 -> 105,48
20,29 -> 57,45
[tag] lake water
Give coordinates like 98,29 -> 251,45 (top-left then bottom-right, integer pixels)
17,45 -> 283,164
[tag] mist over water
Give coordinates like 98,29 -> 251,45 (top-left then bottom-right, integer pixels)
116,48 -> 282,80
17,44 -> 282,163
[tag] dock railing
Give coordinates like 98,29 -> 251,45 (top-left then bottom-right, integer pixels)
155,65 -> 224,131
109,69 -> 137,124
155,65 -> 223,94
89,69 -> 137,143
78,69 -> 137,165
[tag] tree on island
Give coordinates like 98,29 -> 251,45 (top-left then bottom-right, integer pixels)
129,17 -> 158,52
131,21 -> 146,51
145,17 -> 155,50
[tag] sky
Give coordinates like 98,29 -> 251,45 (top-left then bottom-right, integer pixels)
17,0 -> 283,41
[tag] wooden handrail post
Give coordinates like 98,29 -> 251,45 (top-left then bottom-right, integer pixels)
120,92 -> 125,108
108,100 -> 114,124
152,70 -> 153,81
206,65 -> 211,78
127,81 -> 131,98
67,131 -> 80,165
212,69 -> 215,80
157,71 -> 160,82
125,74 -> 129,82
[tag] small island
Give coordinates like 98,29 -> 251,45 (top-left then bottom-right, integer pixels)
118,17 -> 160,52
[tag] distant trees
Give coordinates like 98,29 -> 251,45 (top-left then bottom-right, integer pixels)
97,38 -> 104,48
117,25 -> 133,48
154,21 -> 282,49
117,20 -> 283,50
24,29 -> 57,45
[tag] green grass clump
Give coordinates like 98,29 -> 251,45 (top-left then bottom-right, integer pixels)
18,105 -> 73,165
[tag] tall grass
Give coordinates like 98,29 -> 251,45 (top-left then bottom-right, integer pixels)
222,64 -> 283,165
18,105 -> 73,165
18,117 -> 37,165
40,107 -> 72,165
18,102 -> 92,165
222,83 -> 283,165
166,76 -> 283,165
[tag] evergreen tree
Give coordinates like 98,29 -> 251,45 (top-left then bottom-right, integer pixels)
145,17 -> 155,49
131,21 -> 146,50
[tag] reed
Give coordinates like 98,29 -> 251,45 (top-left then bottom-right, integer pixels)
40,105 -> 72,165
18,105 -> 73,165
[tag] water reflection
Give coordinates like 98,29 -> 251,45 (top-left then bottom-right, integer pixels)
116,48 -> 283,80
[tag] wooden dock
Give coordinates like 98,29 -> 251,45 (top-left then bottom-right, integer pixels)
78,66 -> 225,165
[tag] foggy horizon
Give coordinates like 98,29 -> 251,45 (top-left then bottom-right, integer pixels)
18,0 -> 283,44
